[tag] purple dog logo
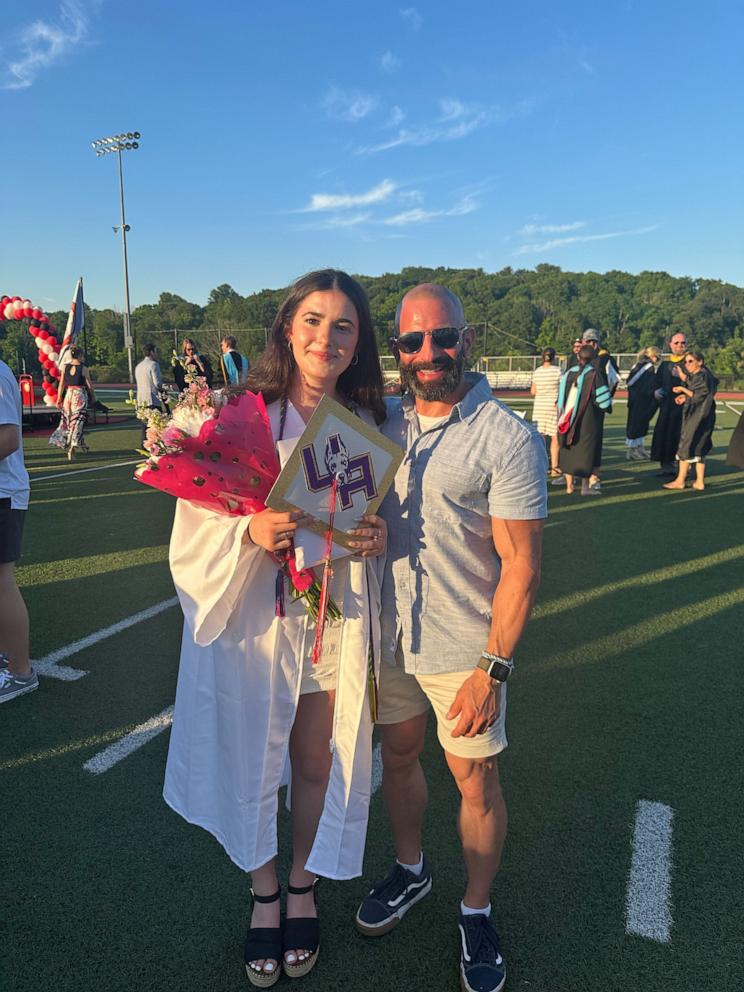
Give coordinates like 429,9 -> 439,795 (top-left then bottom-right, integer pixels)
301,433 -> 378,510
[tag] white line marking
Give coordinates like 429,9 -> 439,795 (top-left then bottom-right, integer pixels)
35,597 -> 179,681
371,741 -> 383,794
626,799 -> 674,943
83,706 -> 174,774
31,459 -> 141,483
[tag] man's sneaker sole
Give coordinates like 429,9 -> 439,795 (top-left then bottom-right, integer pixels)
354,876 -> 432,937
460,962 -> 506,992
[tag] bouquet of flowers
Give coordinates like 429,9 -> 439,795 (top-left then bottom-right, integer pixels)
134,380 -> 337,622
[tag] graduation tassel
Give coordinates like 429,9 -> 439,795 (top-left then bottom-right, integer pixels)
311,476 -> 338,664
275,567 -> 285,617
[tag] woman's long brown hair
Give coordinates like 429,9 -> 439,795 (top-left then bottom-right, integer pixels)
242,269 -> 386,424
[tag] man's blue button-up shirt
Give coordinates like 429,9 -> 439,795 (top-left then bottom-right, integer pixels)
379,373 -> 548,674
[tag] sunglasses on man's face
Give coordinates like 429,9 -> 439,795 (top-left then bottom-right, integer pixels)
393,326 -> 466,355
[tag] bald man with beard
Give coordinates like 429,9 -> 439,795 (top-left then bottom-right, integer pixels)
355,285 -> 547,992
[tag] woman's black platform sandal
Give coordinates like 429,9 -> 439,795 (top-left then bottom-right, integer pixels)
283,879 -> 320,979
244,888 -> 282,988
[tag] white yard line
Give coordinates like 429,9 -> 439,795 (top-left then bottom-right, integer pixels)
35,597 -> 179,681
31,459 -> 141,483
83,706 -> 174,774
626,799 -> 674,943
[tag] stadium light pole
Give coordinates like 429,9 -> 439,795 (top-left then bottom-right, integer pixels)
91,131 -> 141,382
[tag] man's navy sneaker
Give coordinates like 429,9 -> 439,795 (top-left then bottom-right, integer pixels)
355,858 -> 432,936
458,911 -> 506,992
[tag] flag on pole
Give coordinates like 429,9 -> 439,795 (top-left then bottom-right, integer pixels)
58,277 -> 84,371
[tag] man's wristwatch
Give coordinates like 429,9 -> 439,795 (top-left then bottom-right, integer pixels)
477,651 -> 514,683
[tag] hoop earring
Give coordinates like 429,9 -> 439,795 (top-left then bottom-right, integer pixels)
285,339 -> 295,364
351,353 -> 359,366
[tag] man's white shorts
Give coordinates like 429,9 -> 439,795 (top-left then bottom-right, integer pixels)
376,650 -> 508,760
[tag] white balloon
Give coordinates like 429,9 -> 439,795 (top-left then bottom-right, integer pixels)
35,337 -> 45,350
3,304 -> 14,319
49,352 -> 59,363
43,395 -> 56,406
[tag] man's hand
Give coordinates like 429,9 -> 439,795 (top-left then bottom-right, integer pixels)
446,668 -> 501,738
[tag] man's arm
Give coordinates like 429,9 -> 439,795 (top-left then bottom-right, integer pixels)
447,517 -> 543,738
0,422 -> 20,460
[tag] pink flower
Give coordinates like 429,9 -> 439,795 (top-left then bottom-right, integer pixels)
161,425 -> 186,447
287,556 -> 315,593
146,426 -> 159,443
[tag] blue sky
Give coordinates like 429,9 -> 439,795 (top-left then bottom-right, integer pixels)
1,0 -> 742,312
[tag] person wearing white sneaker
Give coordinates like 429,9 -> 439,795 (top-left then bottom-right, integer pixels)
625,348 -> 660,461
0,359 -> 36,705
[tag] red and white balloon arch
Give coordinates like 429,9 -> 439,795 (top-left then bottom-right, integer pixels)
1,294 -> 62,405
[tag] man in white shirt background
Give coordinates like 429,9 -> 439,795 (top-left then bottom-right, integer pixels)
0,357 -> 37,703
135,343 -> 165,440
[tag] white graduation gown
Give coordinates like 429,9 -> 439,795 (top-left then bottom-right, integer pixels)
163,400 -> 383,879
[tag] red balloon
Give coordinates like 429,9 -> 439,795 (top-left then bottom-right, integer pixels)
32,308 -> 42,320
38,330 -> 49,340
49,367 -> 60,379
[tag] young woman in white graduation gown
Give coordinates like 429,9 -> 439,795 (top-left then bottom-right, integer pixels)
163,270 -> 388,986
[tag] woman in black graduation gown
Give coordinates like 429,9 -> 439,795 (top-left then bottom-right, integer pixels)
726,410 -> 744,469
557,345 -> 613,495
625,347 -> 660,460
663,351 -> 718,491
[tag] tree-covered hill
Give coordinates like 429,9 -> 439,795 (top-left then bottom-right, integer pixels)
3,265 -> 744,383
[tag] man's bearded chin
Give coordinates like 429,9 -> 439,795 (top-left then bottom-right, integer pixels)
399,352 -> 466,402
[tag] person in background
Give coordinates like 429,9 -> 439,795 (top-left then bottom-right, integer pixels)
219,335 -> 250,387
576,329 -> 618,492
651,332 -> 688,476
173,338 -> 214,391
625,347 -> 660,460
0,358 -> 37,704
530,347 -> 562,477
557,345 -> 613,495
135,343 -> 164,442
52,346 -> 95,460
663,351 -> 718,492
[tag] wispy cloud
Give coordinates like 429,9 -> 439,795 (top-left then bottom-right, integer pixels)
514,224 -> 660,255
1,0 -> 91,90
380,50 -> 400,74
320,213 -> 373,229
579,59 -> 596,75
400,7 -> 423,30
383,193 -> 480,226
357,97 -> 530,154
301,179 -> 398,212
387,105 -> 406,128
322,86 -> 378,122
519,221 -> 587,235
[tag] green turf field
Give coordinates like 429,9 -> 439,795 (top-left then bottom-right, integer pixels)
4,402 -> 743,992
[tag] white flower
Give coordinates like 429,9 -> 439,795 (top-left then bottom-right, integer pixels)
170,404 -> 212,437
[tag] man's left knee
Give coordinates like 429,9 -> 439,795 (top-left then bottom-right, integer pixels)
449,756 -> 503,814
